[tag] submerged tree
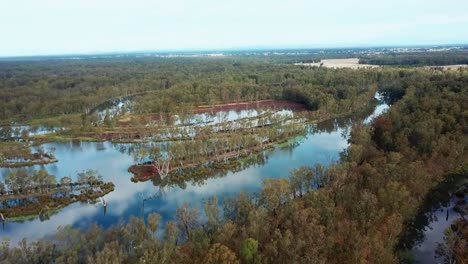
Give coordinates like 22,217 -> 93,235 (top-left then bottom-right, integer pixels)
149,145 -> 172,180
5,169 -> 31,194
32,168 -> 56,193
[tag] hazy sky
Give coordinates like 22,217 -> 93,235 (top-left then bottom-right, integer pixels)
1,0 -> 468,56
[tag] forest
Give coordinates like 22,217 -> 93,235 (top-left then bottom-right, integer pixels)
0,56 -> 378,124
0,56 -> 466,263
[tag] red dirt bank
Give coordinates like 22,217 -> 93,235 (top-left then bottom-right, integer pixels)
193,100 -> 306,113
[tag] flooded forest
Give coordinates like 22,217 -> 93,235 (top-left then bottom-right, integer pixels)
0,53 -> 467,263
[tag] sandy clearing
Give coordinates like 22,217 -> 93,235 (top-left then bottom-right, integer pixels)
294,58 -> 379,69
295,58 -> 468,70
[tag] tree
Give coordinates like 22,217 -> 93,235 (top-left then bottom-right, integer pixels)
148,213 -> 161,239
176,203 -> 199,241
289,166 -> 312,197
353,190 -> 379,235
240,238 -> 259,263
36,146 -> 46,156
203,243 -> 240,264
125,217 -> 150,254
260,178 -> 290,213
149,146 -> 172,180
60,176 -> 73,191
164,221 -> 178,244
5,169 -> 31,193
103,109 -> 113,127
0,126 -> 12,139
77,170 -> 103,186
204,197 -> 221,236
88,241 -> 125,264
33,168 -> 56,193
20,129 -> 29,142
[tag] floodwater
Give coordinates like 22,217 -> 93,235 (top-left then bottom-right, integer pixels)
405,174 -> 468,263
0,99 -> 388,243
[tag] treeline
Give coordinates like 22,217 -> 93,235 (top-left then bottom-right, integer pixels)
0,169 -> 114,219
359,50 -> 468,66
81,107 -> 307,141
0,169 -> 104,196
132,65 -> 378,116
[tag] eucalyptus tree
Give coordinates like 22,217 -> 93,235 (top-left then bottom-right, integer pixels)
289,166 -> 310,198
60,176 -> 73,192
147,213 -> 161,240
32,168 -> 56,193
77,170 -> 103,191
260,178 -> 291,213
176,203 -> 199,241
149,145 -> 172,180
5,169 -> 31,194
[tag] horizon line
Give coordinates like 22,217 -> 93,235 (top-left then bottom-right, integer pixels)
1,42 -> 467,60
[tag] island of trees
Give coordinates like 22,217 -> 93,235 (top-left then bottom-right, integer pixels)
0,142 -> 57,167
0,169 -> 114,221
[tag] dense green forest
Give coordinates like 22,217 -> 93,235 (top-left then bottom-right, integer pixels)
0,65 -> 466,263
359,50 -> 468,66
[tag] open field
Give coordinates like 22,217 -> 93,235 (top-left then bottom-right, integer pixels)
294,58 -> 380,68
295,58 -> 468,70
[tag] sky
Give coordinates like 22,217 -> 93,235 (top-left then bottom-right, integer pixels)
1,0 -> 468,56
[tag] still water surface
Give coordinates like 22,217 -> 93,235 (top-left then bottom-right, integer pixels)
0,102 -> 387,243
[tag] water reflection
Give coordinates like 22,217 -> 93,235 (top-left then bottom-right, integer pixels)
0,101 -> 387,243
93,98 -> 133,121
398,174 -> 468,263
0,125 -> 64,139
